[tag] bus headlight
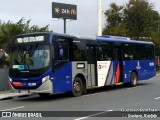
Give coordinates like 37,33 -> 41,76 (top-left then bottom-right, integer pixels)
42,76 -> 49,83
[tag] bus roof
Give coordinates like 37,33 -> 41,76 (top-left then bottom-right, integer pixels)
99,35 -> 131,40
96,36 -> 154,45
14,32 -> 76,38
13,32 -> 154,45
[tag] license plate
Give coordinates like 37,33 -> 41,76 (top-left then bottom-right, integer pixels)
20,90 -> 29,93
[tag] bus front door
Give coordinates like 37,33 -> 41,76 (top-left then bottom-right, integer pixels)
86,45 -> 96,87
114,46 -> 123,84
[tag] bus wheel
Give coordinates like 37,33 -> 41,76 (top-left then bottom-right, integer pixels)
72,77 -> 83,97
130,72 -> 138,87
38,93 -> 50,97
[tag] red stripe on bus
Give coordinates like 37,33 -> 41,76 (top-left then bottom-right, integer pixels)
13,82 -> 21,87
114,63 -> 120,83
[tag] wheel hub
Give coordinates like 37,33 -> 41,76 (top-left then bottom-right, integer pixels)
74,82 -> 81,92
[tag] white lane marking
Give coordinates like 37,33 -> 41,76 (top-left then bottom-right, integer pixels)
154,97 -> 160,100
75,117 -> 88,120
74,110 -> 114,120
108,110 -> 114,112
0,106 -> 25,111
83,92 -> 107,97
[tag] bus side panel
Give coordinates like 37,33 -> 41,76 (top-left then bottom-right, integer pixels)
123,60 -> 156,83
138,60 -> 156,80
72,61 -> 87,86
97,61 -> 114,87
99,60 -> 120,86
123,60 -> 138,83
110,60 -> 121,85
147,60 -> 156,79
52,62 -> 72,93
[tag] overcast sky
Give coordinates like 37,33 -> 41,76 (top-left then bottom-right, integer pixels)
0,0 -> 160,37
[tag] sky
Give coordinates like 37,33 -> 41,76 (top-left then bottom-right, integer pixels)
0,0 -> 160,37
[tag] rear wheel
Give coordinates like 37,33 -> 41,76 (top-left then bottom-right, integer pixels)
130,72 -> 138,87
38,93 -> 50,97
72,77 -> 83,97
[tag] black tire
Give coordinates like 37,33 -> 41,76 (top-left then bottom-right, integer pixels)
72,77 -> 83,97
38,93 -> 50,97
130,72 -> 138,87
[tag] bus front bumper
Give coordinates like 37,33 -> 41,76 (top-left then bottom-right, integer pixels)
30,80 -> 53,94
9,80 -> 53,94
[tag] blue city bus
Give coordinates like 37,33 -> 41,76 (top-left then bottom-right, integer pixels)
8,32 -> 156,97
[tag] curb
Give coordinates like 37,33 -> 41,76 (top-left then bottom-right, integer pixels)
0,93 -> 31,100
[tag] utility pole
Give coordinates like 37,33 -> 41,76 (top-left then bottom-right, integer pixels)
97,0 -> 102,36
64,18 -> 66,34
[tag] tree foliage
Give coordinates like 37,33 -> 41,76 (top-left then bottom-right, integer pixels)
103,3 -> 127,36
151,32 -> 160,55
104,3 -> 124,28
103,0 -> 160,55
103,0 -> 160,38
123,0 -> 159,39
0,18 -> 49,48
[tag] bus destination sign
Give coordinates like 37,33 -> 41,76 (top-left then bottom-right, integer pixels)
16,36 -> 44,43
52,2 -> 77,20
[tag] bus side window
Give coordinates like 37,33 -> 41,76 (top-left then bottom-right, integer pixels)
59,39 -> 68,60
113,48 -> 119,60
97,42 -> 112,61
52,41 -> 59,60
59,46 -> 64,59
71,39 -> 87,61
53,37 -> 68,61
123,44 -> 134,60
144,45 -> 154,60
52,37 -> 69,71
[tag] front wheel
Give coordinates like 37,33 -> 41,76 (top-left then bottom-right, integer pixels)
72,77 -> 83,97
130,72 -> 138,87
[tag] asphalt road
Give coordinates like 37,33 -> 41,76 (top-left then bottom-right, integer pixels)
0,74 -> 160,120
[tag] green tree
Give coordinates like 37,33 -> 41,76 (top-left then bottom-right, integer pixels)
30,25 -> 49,32
103,3 -> 127,36
103,0 -> 160,39
103,0 -> 160,55
0,18 -> 49,48
123,0 -> 160,39
151,32 -> 160,55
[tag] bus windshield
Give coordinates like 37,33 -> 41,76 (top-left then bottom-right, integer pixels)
10,44 -> 50,70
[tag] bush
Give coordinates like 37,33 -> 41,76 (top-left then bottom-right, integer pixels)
156,65 -> 160,71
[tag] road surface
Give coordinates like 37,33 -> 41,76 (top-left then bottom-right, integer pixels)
0,74 -> 160,120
